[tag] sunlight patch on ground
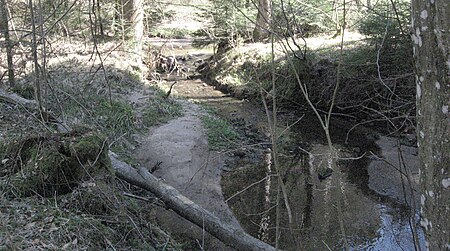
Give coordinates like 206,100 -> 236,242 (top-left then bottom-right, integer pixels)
159,1 -> 211,31
232,31 -> 367,61
305,31 -> 366,50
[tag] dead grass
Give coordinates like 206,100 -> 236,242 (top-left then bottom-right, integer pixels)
0,36 -> 186,250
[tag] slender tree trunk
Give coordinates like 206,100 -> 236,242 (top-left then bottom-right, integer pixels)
29,0 -> 43,113
411,0 -> 450,250
253,0 -> 271,42
37,0 -> 47,112
332,0 -> 341,36
1,0 -> 15,87
96,0 -> 104,36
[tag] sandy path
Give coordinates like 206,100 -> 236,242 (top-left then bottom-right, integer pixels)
135,99 -> 241,250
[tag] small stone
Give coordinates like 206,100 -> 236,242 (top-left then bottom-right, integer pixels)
1,159 -> 8,164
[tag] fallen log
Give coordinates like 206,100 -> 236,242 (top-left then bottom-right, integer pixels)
0,88 -> 37,109
0,88 -> 70,132
1,88 -> 277,250
110,151 -> 276,251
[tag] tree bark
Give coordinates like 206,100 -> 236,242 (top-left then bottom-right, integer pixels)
28,0 -> 44,114
110,151 -> 277,251
121,0 -> 143,49
121,0 -> 144,76
0,0 -> 15,87
0,88 -> 37,109
253,0 -> 271,42
411,0 -> 450,250
95,0 -> 104,36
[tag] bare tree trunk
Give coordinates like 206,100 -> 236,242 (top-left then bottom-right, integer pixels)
95,0 -> 104,36
1,0 -> 15,87
37,0 -> 47,112
253,0 -> 271,42
122,0 -> 143,51
121,0 -> 143,76
29,0 -> 43,114
332,0 -> 341,37
411,0 -> 450,250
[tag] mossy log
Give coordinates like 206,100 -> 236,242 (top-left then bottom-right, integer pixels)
0,131 -> 109,197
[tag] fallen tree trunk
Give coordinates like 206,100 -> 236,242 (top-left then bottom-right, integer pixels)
0,88 -> 37,109
1,88 -> 276,250
0,89 -> 69,132
110,151 -> 276,251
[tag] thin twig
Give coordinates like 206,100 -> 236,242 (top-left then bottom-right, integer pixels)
225,175 -> 275,203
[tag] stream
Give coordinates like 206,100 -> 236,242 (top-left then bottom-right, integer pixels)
148,38 -> 425,250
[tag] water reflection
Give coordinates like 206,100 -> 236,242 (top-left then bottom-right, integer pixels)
223,141 -> 424,250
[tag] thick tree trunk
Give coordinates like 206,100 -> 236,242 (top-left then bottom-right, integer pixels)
110,152 -> 276,251
122,0 -> 143,49
121,0 -> 143,76
0,88 -> 37,108
411,0 -> 450,250
253,0 -> 271,42
0,0 -> 15,87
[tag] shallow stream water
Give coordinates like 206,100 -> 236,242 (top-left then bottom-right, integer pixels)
149,38 -> 425,250
222,116 -> 425,250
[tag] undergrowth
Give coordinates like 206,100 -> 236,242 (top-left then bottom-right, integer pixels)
0,184 -> 182,250
201,113 -> 240,151
97,99 -> 136,134
142,89 -> 183,127
203,31 -> 414,132
1,45 -> 184,250
149,28 -> 194,39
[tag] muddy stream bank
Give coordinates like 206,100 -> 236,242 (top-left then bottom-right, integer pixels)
143,38 -> 424,250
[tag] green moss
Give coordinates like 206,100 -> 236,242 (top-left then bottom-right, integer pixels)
70,133 -> 110,168
7,146 -> 71,197
11,84 -> 35,99
1,132 -> 111,198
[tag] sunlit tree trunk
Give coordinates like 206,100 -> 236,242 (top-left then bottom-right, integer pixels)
121,0 -> 143,79
122,0 -> 143,55
411,0 -> 449,249
253,0 -> 271,42
1,0 -> 15,87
